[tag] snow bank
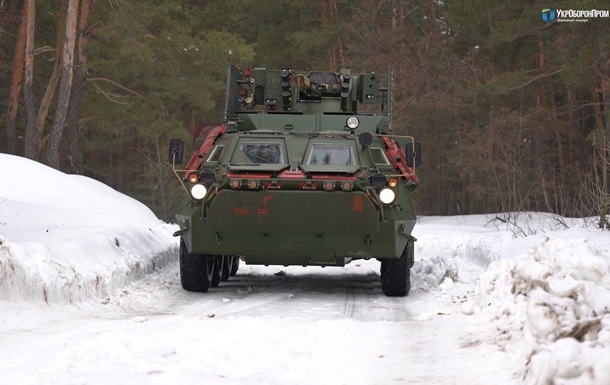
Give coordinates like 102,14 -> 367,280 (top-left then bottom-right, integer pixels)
412,216 -> 516,291
414,215 -> 610,385
0,154 -> 179,303
479,236 -> 610,384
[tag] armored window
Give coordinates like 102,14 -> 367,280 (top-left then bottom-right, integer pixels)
206,145 -> 224,163
306,144 -> 355,166
370,147 -> 390,166
234,142 -> 285,164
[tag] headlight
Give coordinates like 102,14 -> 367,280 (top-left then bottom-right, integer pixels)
190,184 -> 207,200
379,188 -> 396,204
346,116 -> 359,129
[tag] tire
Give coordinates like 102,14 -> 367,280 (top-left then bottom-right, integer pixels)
230,256 -> 240,276
380,242 -> 411,297
220,255 -> 232,282
210,257 -> 221,287
179,238 -> 211,292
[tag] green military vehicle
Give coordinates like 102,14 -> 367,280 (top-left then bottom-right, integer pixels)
169,65 -> 421,296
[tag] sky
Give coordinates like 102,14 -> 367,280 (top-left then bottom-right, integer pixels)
1,153 -> 610,385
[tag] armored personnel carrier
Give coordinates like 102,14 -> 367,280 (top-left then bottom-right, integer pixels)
169,65 -> 421,296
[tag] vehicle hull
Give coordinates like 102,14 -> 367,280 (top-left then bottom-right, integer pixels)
177,190 -> 415,266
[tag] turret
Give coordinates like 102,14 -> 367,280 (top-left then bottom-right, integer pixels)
224,65 -> 391,133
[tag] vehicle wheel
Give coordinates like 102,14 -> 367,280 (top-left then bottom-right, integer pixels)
179,238 -> 211,292
230,256 -> 240,276
205,257 -> 215,284
210,256 -> 221,287
380,242 -> 411,297
221,255 -> 232,282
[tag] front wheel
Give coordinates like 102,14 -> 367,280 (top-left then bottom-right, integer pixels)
380,242 -> 412,297
179,238 -> 212,292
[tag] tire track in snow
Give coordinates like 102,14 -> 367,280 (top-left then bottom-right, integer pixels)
197,275 -> 293,318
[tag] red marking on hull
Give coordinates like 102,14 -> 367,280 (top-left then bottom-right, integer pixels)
233,207 -> 250,216
257,195 -> 273,215
353,195 -> 363,212
262,195 -> 273,205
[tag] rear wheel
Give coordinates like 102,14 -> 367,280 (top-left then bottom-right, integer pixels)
230,256 -> 240,276
380,242 -> 412,297
179,238 -> 212,292
220,256 -> 232,282
210,257 -> 221,287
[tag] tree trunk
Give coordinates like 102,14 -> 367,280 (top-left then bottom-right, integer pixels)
337,36 -> 345,69
565,86 -> 576,165
602,48 -> 610,139
320,2 -> 327,29
5,0 -> 26,155
542,40 -> 564,174
328,0 -> 338,70
23,0 -> 38,160
320,2 -> 333,70
66,0 -> 91,174
599,47 -> 610,228
36,0 -> 68,151
46,0 -> 79,170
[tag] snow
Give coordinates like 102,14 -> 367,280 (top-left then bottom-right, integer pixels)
1,153 -> 610,384
0,154 -> 178,302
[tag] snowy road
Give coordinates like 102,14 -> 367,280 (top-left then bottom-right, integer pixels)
2,155 -> 609,385
0,255 -> 521,385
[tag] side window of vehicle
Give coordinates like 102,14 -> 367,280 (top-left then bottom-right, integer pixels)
206,145 -> 224,163
370,147 -> 390,166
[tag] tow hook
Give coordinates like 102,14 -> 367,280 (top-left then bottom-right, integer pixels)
172,221 -> 189,237
399,225 -> 417,242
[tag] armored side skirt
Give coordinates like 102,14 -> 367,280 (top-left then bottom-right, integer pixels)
176,190 -> 415,266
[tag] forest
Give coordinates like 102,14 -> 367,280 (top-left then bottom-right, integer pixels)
1,0 -> 609,225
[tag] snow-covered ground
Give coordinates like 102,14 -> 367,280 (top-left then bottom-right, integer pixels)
1,153 -> 609,384
0,154 -> 178,302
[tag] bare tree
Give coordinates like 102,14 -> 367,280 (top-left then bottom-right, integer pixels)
35,1 -> 68,154
23,0 -> 38,160
592,47 -> 610,228
5,0 -> 26,155
46,0 -> 79,169
66,0 -> 91,174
